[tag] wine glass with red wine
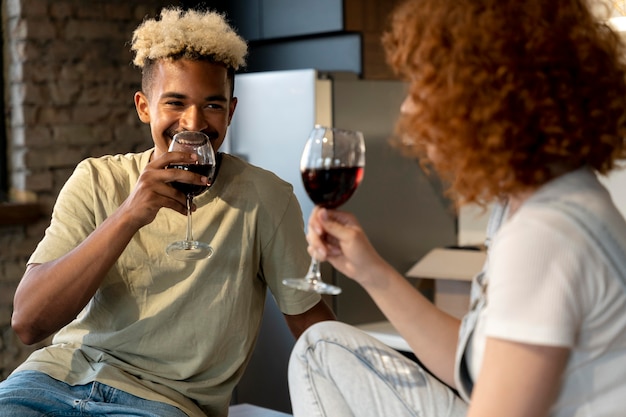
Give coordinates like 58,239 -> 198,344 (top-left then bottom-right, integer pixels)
165,131 -> 217,261
282,125 -> 365,295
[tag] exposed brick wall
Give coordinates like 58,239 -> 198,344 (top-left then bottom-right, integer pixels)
0,0 -> 173,380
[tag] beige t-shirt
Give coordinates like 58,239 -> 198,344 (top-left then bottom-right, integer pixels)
15,149 -> 320,417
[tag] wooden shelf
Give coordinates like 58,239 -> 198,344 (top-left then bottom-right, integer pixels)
0,202 -> 43,226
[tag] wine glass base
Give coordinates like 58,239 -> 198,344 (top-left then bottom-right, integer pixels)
282,278 -> 342,295
166,240 -> 213,261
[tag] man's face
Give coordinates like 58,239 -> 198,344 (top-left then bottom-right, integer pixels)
134,59 -> 237,159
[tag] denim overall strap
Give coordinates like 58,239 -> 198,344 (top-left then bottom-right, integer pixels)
453,203 -> 508,402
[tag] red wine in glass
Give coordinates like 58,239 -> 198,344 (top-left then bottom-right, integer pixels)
302,166 -> 365,209
165,131 -> 217,261
168,163 -> 214,196
283,125 -> 365,295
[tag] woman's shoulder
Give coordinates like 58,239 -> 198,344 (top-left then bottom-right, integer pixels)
495,168 -> 626,271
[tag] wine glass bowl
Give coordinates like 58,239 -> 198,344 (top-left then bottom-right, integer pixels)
283,125 -> 365,294
165,131 -> 217,261
301,164 -> 365,210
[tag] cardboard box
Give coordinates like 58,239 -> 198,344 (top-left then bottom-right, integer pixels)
406,247 -> 486,319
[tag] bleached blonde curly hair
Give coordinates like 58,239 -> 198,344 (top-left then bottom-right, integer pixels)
131,7 -> 247,97
131,7 -> 247,70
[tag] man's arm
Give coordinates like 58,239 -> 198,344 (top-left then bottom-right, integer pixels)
284,299 -> 336,339
12,208 -> 143,345
11,151 -> 206,345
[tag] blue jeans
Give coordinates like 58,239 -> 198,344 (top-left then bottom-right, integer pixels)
0,370 -> 188,417
288,321 -> 468,417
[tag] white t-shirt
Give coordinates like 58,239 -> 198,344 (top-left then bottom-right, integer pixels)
468,167 -> 626,416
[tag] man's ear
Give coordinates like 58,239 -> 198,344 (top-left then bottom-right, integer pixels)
134,91 -> 151,123
227,97 -> 238,125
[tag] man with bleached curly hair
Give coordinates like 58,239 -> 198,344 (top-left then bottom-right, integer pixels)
0,7 -> 335,417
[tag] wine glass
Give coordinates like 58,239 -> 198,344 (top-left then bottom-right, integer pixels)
165,131 -> 217,261
283,125 -> 365,295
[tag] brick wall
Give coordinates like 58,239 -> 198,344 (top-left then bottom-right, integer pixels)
0,0 -> 172,380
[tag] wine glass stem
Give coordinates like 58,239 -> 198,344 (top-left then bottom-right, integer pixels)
185,195 -> 194,241
306,258 -> 322,283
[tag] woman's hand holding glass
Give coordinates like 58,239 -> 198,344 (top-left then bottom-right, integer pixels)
305,206 -> 390,289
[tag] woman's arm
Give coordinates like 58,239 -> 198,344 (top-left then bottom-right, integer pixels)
468,337 -> 569,417
307,207 -> 462,386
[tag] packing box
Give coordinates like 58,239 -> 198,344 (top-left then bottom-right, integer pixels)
406,247 -> 486,319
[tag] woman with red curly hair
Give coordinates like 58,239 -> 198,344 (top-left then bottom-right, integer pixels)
288,0 -> 626,416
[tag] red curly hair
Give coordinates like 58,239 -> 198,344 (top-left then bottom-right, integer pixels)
383,0 -> 626,206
